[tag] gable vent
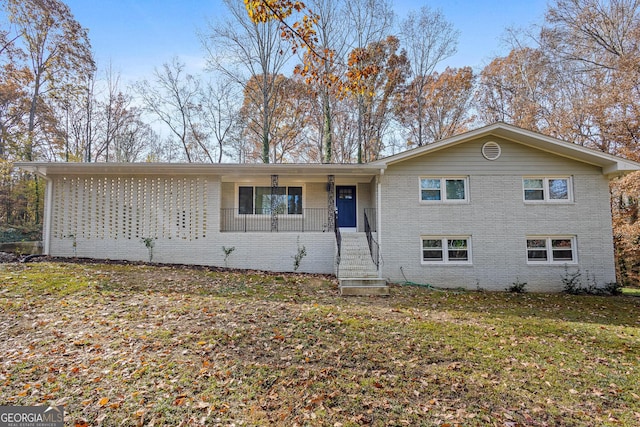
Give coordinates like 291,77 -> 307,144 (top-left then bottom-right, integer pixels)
482,141 -> 501,160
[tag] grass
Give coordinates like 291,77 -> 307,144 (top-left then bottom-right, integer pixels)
622,287 -> 640,297
0,261 -> 639,426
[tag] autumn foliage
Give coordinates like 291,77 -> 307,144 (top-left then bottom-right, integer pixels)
244,0 -> 318,55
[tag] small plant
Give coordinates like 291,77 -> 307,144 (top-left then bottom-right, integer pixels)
603,281 -> 623,296
65,234 -> 77,257
560,267 -> 612,295
506,278 -> 527,293
141,237 -> 156,262
293,237 -> 307,271
561,265 -> 583,294
222,246 -> 235,268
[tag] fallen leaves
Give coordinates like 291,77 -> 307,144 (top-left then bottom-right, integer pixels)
0,262 -> 638,426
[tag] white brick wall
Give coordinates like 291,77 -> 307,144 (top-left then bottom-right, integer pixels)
378,139 -> 617,291
47,174 -> 337,274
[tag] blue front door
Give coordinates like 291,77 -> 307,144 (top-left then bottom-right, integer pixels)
336,186 -> 356,228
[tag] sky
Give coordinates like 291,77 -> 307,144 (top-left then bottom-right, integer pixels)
61,0 -> 550,84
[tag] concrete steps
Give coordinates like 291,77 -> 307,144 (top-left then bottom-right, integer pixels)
338,233 -> 388,296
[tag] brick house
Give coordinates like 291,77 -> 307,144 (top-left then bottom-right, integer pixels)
17,123 -> 640,293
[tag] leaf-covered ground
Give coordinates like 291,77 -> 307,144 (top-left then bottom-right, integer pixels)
0,261 -> 639,426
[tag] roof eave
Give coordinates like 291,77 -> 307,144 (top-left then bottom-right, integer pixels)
13,162 -> 384,178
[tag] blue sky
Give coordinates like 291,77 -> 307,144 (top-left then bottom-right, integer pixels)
62,0 -> 549,83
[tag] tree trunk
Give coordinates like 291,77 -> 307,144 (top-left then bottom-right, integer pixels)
322,91 -> 332,163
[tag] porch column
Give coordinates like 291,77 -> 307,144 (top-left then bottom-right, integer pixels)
271,174 -> 278,232
327,175 -> 335,231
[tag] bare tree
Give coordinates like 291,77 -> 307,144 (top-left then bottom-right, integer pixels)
135,57 -> 213,163
202,0 -> 292,163
399,6 -> 459,146
200,76 -> 240,163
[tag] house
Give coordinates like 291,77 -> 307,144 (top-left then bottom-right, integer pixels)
16,123 -> 640,293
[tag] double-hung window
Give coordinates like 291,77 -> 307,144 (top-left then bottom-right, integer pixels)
421,237 -> 471,264
523,177 -> 572,202
238,186 -> 303,215
526,236 -> 576,264
420,177 -> 468,202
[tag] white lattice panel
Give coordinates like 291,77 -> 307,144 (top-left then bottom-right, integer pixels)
52,176 -> 209,241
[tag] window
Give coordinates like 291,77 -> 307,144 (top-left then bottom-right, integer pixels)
523,177 -> 571,202
526,236 -> 576,264
420,177 -> 468,202
238,186 -> 302,214
421,237 -> 471,264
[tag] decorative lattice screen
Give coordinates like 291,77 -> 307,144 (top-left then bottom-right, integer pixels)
52,176 -> 208,241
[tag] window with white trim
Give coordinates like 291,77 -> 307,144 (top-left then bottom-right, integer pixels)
238,186 -> 303,214
523,177 -> 572,202
421,237 -> 471,264
526,236 -> 576,264
420,177 -> 468,202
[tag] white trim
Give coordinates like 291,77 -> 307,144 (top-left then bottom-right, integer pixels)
523,176 -> 573,203
419,177 -> 469,204
420,236 -> 472,265
234,183 -> 306,216
526,235 -> 577,265
336,185 -> 358,229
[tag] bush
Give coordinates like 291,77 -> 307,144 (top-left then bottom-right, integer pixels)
0,225 -> 42,243
603,281 -> 623,296
506,278 -> 527,293
561,266 -> 583,294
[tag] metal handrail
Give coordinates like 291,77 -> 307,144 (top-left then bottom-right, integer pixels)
364,210 -> 379,268
220,208 -> 330,232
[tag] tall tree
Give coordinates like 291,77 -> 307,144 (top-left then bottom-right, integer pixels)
239,74 -> 316,162
6,0 -> 95,161
475,47 -> 555,132
399,6 -> 459,146
343,0 -> 394,163
136,58 -> 213,163
345,35 -> 410,161
5,0 -> 94,224
200,77 -> 241,163
204,0 -> 292,163
397,67 -> 475,144
294,0 -> 350,163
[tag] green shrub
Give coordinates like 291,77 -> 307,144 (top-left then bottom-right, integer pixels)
506,278 -> 527,293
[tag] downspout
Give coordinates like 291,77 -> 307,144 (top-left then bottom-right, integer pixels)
377,168 -> 384,278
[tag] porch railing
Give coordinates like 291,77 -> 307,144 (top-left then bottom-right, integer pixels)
220,208 -> 332,232
364,209 -> 379,268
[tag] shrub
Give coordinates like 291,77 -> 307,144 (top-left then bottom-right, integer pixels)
561,266 -> 583,294
506,278 -> 527,293
603,281 -> 623,296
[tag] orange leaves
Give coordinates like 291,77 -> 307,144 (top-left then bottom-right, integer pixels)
244,0 -> 319,56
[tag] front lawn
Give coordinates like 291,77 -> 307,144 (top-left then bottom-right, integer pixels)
1,262 -> 638,426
